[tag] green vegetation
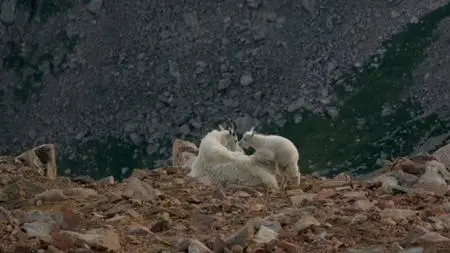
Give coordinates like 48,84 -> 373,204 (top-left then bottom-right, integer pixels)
278,3 -> 450,176
59,137 -> 158,181
3,42 -> 44,103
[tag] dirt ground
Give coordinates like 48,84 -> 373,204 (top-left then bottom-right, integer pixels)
1,144 -> 450,253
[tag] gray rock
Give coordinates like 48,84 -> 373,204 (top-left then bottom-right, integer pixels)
413,161 -> 447,194
126,225 -> 152,236
87,0 -> 103,14
179,124 -> 191,135
35,189 -> 68,202
294,214 -> 320,232
253,28 -> 266,42
195,61 -> 207,74
294,113 -> 303,123
123,177 -> 162,201
97,176 -> 115,185
300,0 -> 315,16
380,208 -> 419,221
253,218 -> 282,233
23,220 -> 54,240
433,144 -> 450,169
254,91 -> 263,101
372,174 -> 411,194
63,187 -> 98,199
265,12 -> 278,22
240,73 -> 254,86
0,0 -> 17,24
246,0 -> 262,9
129,132 -> 144,146
75,131 -> 88,141
61,228 -> 121,251
287,97 -> 306,112
389,171 -> 418,186
253,225 -> 278,244
326,107 -> 339,119
124,122 -> 139,133
22,211 -> 56,223
217,78 -> 231,90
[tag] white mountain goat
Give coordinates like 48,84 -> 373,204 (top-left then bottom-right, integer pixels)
205,154 -> 279,189
188,121 -> 279,189
238,127 -> 301,187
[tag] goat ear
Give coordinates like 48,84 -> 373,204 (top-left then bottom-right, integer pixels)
218,125 -> 225,131
230,120 -> 237,133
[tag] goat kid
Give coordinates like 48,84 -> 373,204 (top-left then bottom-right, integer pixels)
238,127 -> 301,187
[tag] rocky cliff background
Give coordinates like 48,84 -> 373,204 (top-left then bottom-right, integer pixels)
0,0 -> 449,179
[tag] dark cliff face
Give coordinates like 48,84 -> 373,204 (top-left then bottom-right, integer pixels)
0,0 -> 449,178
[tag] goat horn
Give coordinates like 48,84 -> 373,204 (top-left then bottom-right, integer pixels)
230,120 -> 237,132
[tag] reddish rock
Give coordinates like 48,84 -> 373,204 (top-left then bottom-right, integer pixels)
354,200 -> 374,211
315,189 -> 337,200
343,191 -> 367,199
277,241 -> 301,253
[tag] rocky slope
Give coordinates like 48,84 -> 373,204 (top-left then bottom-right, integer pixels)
0,0 -> 449,172
1,143 -> 450,252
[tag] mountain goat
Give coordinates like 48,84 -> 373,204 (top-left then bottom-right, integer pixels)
238,127 -> 301,187
188,121 -> 279,189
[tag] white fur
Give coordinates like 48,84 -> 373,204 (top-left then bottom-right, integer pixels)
239,128 -> 301,186
205,155 -> 279,189
188,128 -> 279,189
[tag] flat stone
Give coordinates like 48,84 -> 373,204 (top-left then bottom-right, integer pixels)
188,239 -> 213,253
343,191 -> 367,199
315,189 -> 337,200
122,177 -> 162,201
419,231 -> 450,243
62,228 -> 121,252
126,225 -> 152,236
354,200 -> 374,211
226,222 -> 254,247
413,161 -> 448,194
240,73 -> 254,86
97,176 -> 115,186
253,218 -> 282,233
35,189 -> 68,202
380,208 -> 419,221
63,187 -> 98,199
433,144 -> 450,168
294,214 -> 320,232
23,220 -> 54,238
253,226 -> 278,244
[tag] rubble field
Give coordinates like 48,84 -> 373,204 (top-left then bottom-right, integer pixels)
1,143 -> 450,253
